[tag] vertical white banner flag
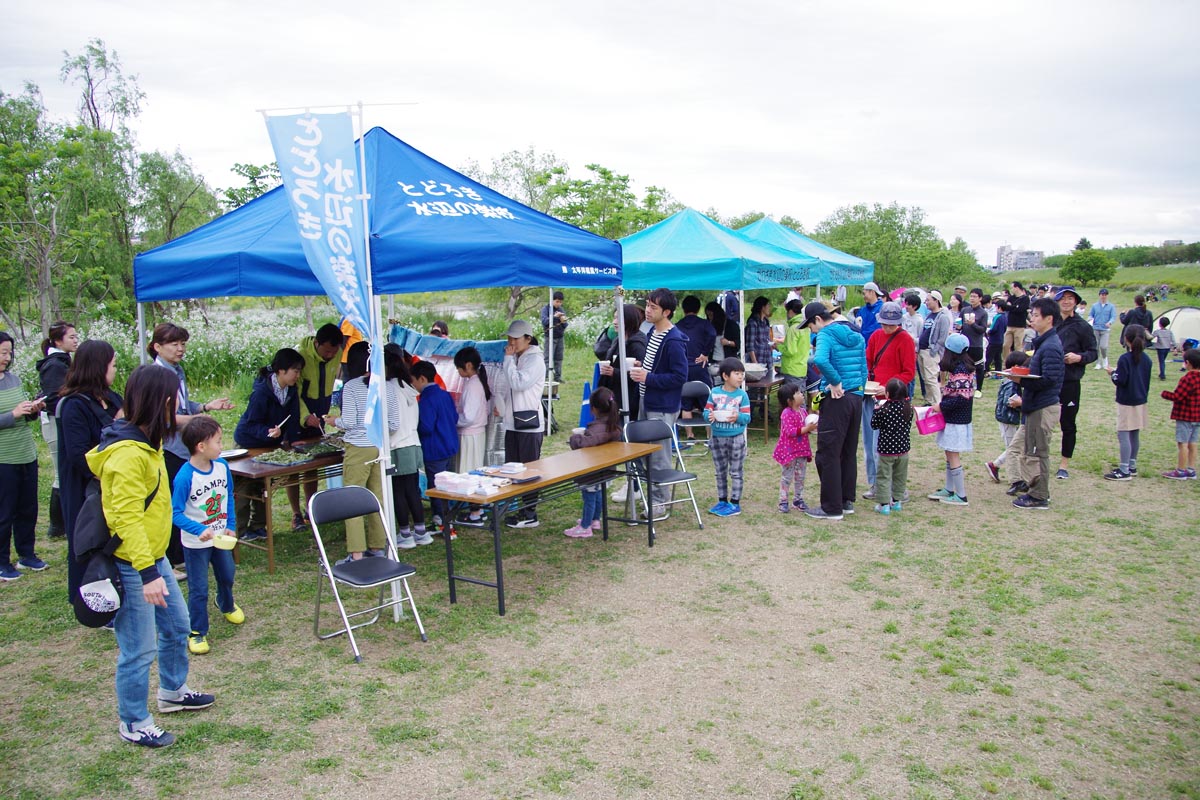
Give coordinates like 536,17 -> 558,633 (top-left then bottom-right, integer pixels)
265,112 -> 385,449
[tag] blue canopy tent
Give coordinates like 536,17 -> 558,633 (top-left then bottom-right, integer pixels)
618,208 -> 824,361
134,126 -> 621,299
737,217 -> 873,289
619,208 -> 822,290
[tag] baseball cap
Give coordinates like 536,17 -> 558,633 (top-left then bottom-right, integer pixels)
928,290 -> 943,305
945,333 -> 969,354
877,302 -> 904,325
505,319 -> 533,338
1099,288 -> 1109,295
863,281 -> 881,294
798,301 -> 833,329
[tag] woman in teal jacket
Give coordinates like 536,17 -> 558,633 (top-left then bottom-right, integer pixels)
801,303 -> 867,521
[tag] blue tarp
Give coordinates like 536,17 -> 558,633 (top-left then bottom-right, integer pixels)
133,127 -> 622,301
737,217 -> 873,286
618,208 -> 823,290
388,324 -> 507,364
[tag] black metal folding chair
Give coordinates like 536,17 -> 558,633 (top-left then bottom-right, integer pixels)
675,380 -> 713,455
622,419 -> 704,546
308,486 -> 427,662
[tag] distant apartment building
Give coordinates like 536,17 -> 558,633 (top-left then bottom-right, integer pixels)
995,245 -> 1044,271
1163,239 -> 1183,247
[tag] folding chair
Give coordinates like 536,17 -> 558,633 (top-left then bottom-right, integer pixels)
623,419 -> 704,546
675,380 -> 713,455
308,486 -> 427,662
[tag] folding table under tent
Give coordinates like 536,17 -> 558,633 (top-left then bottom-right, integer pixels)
737,216 -> 874,292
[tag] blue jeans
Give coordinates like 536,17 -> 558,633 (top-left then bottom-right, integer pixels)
1157,348 -> 1169,378
861,399 -> 878,487
423,457 -> 452,520
580,487 -> 603,526
114,557 -> 191,729
183,545 -> 236,636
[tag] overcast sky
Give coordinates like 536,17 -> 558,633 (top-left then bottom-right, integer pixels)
3,0 -> 1197,265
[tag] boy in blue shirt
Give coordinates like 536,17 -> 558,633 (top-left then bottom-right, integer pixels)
171,416 -> 243,656
411,360 -> 458,536
702,357 -> 751,517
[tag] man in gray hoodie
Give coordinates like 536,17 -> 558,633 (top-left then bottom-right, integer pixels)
916,291 -> 952,404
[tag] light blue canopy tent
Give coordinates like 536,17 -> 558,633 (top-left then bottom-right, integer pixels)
737,217 -> 873,287
619,208 -> 822,290
133,126 -> 621,300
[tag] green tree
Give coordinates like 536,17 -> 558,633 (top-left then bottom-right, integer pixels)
813,202 -> 943,288
220,162 -> 280,210
135,150 -> 220,250
1075,237 -> 1093,251
1059,249 -> 1116,287
547,163 -> 675,240
462,146 -> 568,215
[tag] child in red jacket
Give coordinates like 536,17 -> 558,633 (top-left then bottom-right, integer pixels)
1161,348 -> 1200,480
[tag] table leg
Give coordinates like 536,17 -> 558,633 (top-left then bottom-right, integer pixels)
600,486 -> 609,542
264,476 -> 276,574
493,503 -> 505,617
445,499 -> 457,605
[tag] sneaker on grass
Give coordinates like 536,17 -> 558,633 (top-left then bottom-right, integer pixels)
1102,469 -> 1132,482
240,529 -> 267,543
778,500 -> 790,513
1056,469 -> 1069,480
725,503 -> 742,516
120,722 -> 175,748
804,507 -> 843,521
505,516 -> 539,529
187,634 -> 210,655
222,605 -> 245,625
939,493 -> 969,506
157,690 -> 215,713
1162,468 -> 1190,480
985,461 -> 1000,483
791,498 -> 808,511
1012,494 -> 1050,510
413,530 -> 434,546
708,501 -> 731,515
842,502 -> 855,515
927,488 -> 953,501
395,535 -> 416,550
17,556 -> 47,571
873,503 -> 891,516
0,564 -> 21,581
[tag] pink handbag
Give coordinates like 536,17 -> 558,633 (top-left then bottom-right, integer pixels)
915,406 -> 946,435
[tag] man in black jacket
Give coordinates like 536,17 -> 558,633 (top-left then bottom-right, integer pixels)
1053,286 -> 1097,480
1003,281 -> 1030,362
1012,298 -> 1065,509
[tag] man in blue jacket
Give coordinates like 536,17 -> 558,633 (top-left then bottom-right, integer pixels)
630,288 -> 689,519
801,302 -> 868,521
1012,298 -> 1065,510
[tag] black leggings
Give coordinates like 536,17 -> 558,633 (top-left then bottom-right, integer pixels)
968,346 -> 986,390
1059,380 -> 1081,459
391,472 -> 424,528
164,450 -> 186,566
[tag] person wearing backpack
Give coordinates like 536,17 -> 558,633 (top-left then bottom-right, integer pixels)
85,365 -> 215,748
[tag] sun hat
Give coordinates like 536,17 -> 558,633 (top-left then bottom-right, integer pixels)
505,319 -> 533,338
945,333 -> 969,354
877,302 -> 904,325
798,301 -> 833,329
991,291 -> 1004,299
863,281 -> 881,294
1054,285 -> 1084,304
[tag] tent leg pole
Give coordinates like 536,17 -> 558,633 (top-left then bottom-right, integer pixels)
738,290 -> 745,363
137,303 -> 147,366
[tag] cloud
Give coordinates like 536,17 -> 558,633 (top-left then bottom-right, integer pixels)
2,0 -> 1197,266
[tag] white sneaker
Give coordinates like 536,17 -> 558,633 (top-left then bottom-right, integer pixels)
413,530 -> 434,546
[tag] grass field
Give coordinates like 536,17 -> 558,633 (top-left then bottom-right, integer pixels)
1,315 -> 1197,800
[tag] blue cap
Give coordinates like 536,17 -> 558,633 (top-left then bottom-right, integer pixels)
945,333 -> 969,354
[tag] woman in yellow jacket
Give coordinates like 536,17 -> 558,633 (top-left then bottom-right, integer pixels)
85,365 -> 215,748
